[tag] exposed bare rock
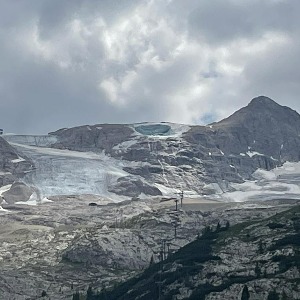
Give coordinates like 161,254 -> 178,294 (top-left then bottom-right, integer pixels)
39,96 -> 300,198
2,182 -> 33,204
108,176 -> 162,197
0,136 -> 33,188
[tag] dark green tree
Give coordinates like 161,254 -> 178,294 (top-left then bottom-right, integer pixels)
267,290 -> 280,300
225,220 -> 230,229
255,262 -> 261,278
149,255 -> 154,267
41,290 -> 47,297
87,285 -> 94,300
263,268 -> 267,278
203,225 -> 212,234
258,240 -> 264,254
241,285 -> 250,300
282,291 -> 288,300
72,291 -> 80,300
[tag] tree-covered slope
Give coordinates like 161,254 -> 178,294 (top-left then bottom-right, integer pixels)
80,205 -> 300,300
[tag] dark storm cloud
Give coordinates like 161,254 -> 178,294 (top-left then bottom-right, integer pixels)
188,0 -> 300,43
0,0 -> 299,134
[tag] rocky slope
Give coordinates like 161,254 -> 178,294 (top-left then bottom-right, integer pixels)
0,136 -> 33,204
0,195 -> 294,299
45,96 -> 300,198
92,203 -> 300,300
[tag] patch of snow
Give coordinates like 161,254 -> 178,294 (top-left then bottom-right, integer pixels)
240,153 -> 246,157
158,159 -> 169,184
0,206 -> 9,212
0,171 -> 11,175
12,157 -> 26,163
246,151 -> 265,158
41,197 -> 53,203
253,169 -> 277,181
1,199 -> 8,205
0,185 -> 12,196
154,183 -> 179,196
220,150 -> 224,155
102,225 -> 109,230
219,161 -> 300,202
274,161 -> 300,175
209,152 -> 212,156
181,164 -> 192,169
113,139 -> 137,150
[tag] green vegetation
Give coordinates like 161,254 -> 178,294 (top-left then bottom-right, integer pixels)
241,285 -> 250,300
72,224 -> 226,300
267,222 -> 285,229
267,290 -> 280,300
72,205 -> 300,300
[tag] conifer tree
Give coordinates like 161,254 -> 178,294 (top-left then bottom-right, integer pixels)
225,220 -> 230,229
72,291 -> 80,300
241,285 -> 250,300
267,291 -> 279,300
87,285 -> 94,300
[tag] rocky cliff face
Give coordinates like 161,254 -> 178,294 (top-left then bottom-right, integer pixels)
210,96 -> 300,161
44,96 -> 300,198
0,137 -> 33,203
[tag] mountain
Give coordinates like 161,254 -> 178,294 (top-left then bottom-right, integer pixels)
210,96 -> 300,161
0,96 -> 300,299
2,96 -> 300,201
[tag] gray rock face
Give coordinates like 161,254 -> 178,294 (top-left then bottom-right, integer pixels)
0,137 -> 33,188
49,124 -> 134,153
46,96 -> 300,197
108,176 -> 162,197
2,182 -> 33,204
209,96 -> 300,161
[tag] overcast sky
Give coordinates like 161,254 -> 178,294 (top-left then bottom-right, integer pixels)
0,0 -> 299,134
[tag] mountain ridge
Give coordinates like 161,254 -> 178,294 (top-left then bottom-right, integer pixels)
1,96 -> 300,201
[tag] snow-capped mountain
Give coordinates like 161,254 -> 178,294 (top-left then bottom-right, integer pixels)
0,96 -> 300,299
1,96 -> 300,203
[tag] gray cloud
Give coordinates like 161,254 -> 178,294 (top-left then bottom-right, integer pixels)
0,0 -> 299,134
188,0 -> 300,43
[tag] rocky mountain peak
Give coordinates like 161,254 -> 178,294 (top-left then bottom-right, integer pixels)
248,95 -> 280,109
215,96 -> 300,129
